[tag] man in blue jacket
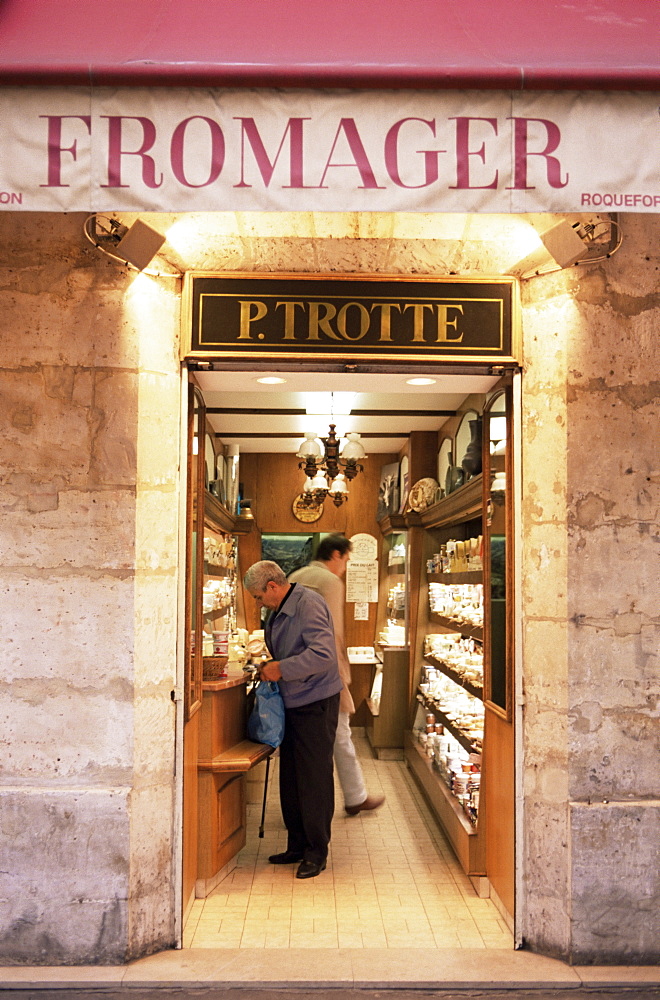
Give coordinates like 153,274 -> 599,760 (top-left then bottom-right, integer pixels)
244,559 -> 342,879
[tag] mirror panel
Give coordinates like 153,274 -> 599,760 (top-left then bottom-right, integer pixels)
483,388 -> 512,719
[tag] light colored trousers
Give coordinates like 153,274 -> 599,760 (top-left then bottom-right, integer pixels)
333,711 -> 367,808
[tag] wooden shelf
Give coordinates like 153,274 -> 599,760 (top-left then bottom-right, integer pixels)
203,605 -> 232,618
427,570 -> 483,584
204,562 -> 233,576
405,732 -> 485,876
204,491 -> 237,533
419,475 -> 483,530
377,513 -> 407,534
406,734 -> 477,835
429,612 -> 483,642
199,738 -> 274,773
425,654 -> 483,700
417,690 -> 482,755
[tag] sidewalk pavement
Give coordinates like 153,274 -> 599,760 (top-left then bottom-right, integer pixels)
1,947 -> 659,993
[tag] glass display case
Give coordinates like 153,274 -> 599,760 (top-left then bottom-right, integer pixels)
201,526 -> 237,679
377,528 -> 408,648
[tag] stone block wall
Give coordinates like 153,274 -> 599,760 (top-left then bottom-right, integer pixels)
0,213 -> 181,963
520,214 -> 660,963
1,209 -> 658,965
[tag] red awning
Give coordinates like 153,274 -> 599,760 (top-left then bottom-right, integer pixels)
0,0 -> 657,91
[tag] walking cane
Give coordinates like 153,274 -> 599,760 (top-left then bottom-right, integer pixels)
258,754 -> 271,838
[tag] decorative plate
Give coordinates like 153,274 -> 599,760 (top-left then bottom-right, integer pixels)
407,477 -> 440,512
292,494 -> 324,522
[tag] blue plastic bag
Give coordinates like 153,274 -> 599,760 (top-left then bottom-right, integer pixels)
247,680 -> 285,748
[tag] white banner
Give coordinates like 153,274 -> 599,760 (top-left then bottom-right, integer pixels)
0,87 -> 658,213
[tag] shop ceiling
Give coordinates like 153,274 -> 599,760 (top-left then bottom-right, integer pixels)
194,370 -> 500,455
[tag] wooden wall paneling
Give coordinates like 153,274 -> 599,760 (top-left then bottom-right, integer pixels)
238,450 -> 396,722
406,430 -> 439,486
199,684 -> 246,761
484,707 -> 515,917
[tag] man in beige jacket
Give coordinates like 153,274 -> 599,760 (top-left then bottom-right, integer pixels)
290,534 -> 385,815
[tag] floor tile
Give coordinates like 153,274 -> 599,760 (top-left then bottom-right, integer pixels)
184,734 -> 513,952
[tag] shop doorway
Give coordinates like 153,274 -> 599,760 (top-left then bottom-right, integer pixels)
181,363 -> 517,950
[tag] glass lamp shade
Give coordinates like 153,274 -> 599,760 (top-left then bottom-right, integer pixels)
296,432 -> 322,460
341,432 -> 366,460
310,470 -> 329,491
328,473 -> 348,496
303,476 -> 316,493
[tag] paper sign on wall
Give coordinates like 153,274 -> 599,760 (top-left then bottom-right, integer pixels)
346,561 -> 378,603
349,533 -> 378,562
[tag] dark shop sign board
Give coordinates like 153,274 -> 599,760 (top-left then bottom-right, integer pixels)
183,273 -> 520,364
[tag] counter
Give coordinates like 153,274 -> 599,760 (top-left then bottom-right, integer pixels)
197,664 -> 274,896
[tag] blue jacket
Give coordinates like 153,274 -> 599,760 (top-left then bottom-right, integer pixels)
265,584 -> 342,709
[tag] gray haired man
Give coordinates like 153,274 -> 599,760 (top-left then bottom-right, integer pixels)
244,560 -> 342,879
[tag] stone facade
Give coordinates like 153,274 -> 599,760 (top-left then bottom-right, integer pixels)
0,213 -> 181,963
520,215 -> 660,963
0,211 -> 657,964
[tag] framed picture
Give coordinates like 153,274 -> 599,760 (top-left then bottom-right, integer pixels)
261,532 -> 315,578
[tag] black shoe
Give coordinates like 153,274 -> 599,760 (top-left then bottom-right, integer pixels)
296,859 -> 327,879
269,850 -> 304,865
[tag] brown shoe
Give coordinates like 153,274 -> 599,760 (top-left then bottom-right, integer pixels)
345,795 -> 385,816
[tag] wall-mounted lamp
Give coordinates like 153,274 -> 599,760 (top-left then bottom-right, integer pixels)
83,215 -> 178,276
509,215 -> 621,280
113,219 -> 166,271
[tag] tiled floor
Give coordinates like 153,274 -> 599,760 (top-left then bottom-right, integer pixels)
184,732 -> 513,950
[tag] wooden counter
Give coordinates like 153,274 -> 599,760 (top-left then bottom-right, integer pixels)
197,666 -> 274,896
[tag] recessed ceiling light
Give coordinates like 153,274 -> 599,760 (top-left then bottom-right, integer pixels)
406,377 -> 436,385
256,376 -> 287,384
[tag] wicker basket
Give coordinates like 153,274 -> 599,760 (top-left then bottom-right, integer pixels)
202,656 -> 229,680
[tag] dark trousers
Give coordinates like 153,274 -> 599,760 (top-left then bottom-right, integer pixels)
279,692 -> 340,865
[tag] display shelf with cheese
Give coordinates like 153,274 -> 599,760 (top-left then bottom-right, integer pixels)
405,469 -> 487,877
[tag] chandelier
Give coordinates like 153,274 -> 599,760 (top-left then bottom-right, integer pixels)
296,425 -> 367,507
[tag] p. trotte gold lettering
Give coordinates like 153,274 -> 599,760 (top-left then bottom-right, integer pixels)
237,298 -> 465,346
403,302 -> 435,342
238,299 -> 268,339
370,302 -> 402,342
275,300 -> 305,339
231,297 -> 479,345
436,303 -> 464,342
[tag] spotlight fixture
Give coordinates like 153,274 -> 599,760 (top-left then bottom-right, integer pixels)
509,215 -> 621,280
296,425 -> 367,508
83,215 -> 173,275
113,219 -> 166,271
